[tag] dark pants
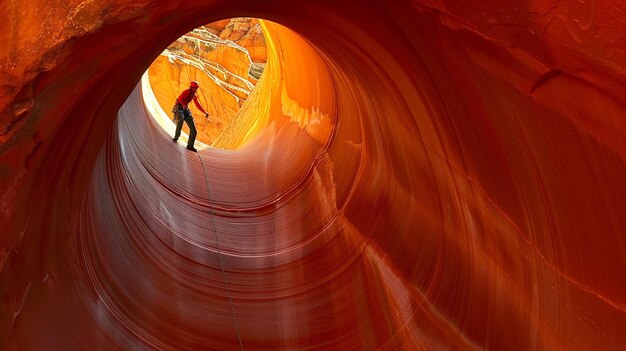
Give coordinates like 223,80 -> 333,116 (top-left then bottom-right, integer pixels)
174,108 -> 197,148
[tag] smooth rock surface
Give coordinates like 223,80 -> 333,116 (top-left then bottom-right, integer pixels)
1,0 -> 626,350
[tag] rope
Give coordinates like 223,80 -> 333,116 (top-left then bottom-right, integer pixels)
196,152 -> 244,351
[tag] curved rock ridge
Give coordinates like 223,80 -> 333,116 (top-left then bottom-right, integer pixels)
1,0 -> 626,350
148,21 -> 267,146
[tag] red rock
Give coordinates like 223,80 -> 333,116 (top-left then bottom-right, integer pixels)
1,1 -> 626,350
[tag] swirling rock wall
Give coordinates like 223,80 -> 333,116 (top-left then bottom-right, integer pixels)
1,0 -> 626,350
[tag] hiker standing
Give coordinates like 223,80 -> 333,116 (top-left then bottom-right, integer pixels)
173,81 -> 208,152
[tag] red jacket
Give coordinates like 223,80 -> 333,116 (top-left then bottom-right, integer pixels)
176,89 -> 207,115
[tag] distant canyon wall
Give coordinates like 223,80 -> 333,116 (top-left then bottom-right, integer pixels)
148,18 -> 267,145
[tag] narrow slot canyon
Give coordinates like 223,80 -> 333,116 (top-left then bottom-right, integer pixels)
2,1 -> 626,350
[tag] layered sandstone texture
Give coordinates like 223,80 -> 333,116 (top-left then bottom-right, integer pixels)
211,18 -> 267,64
1,1 -> 626,350
148,19 -> 266,145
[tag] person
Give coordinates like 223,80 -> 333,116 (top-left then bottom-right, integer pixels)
172,81 -> 209,152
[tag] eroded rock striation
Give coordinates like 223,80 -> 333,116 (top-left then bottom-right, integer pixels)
1,0 -> 626,350
213,18 -> 267,63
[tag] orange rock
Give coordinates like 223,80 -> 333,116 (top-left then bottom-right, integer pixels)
216,18 -> 267,63
219,17 -> 255,41
204,19 -> 230,33
2,2 -> 626,351
148,53 -> 241,144
205,44 -> 252,79
237,23 -> 267,63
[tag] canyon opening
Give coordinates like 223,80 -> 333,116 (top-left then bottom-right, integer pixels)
147,18 -> 268,148
2,1 -> 626,350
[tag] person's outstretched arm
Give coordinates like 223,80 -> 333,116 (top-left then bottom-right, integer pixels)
193,95 -> 209,117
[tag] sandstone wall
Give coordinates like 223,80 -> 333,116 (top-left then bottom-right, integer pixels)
1,1 -> 626,350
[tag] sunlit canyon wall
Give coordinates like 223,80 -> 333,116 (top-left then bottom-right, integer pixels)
147,18 -> 266,145
1,0 -> 626,350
